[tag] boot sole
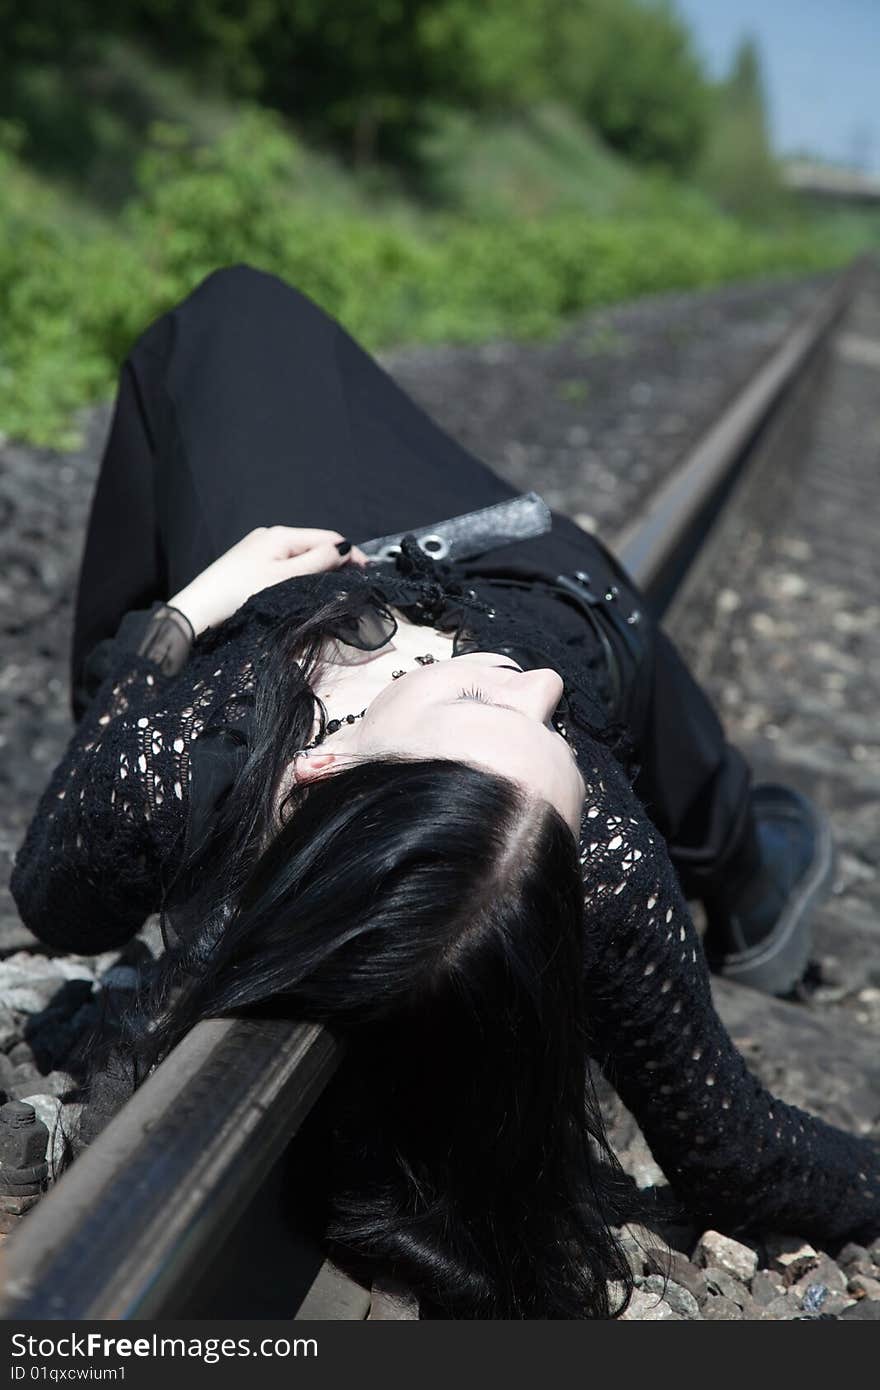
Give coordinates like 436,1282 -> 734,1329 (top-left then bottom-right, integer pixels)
712,786 -> 835,997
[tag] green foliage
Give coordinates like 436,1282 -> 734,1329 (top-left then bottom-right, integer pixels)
105,0 -> 532,166
0,128 -> 142,445
0,34 -> 239,207
412,102 -> 639,218
696,37 -> 787,221
413,0 -> 551,111
0,1 -> 713,174
546,0 -> 712,173
0,109 -> 863,449
0,0 -> 92,64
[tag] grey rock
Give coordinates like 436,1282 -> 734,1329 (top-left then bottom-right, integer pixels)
694,1230 -> 758,1283
618,1243 -> 644,1280
641,1274 -> 701,1319
49,960 -> 97,985
837,1241 -> 874,1276
792,1254 -> 848,1297
136,918 -> 165,959
0,953 -> 66,981
620,1288 -> 684,1320
616,1131 -> 666,1190
702,1296 -> 745,1320
813,1292 -> 857,1316
0,915 -> 39,958
847,1273 -> 880,1300
644,1248 -> 707,1305
752,1269 -> 786,1306
11,1066 -> 45,1095
759,1295 -> 801,1320
2,986 -> 58,1015
0,1003 -> 21,1051
0,1052 -> 17,1096
839,1298 -> 880,1320
606,1280 -> 628,1311
766,1236 -> 820,1286
0,962 -> 93,1023
88,950 -> 124,976
31,1070 -> 74,1099
613,1221 -> 665,1275
703,1265 -> 752,1308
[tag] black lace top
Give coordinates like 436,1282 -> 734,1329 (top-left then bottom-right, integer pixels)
10,539 -> 880,1247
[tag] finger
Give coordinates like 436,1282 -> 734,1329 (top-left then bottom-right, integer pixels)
285,539 -> 351,577
265,526 -> 347,557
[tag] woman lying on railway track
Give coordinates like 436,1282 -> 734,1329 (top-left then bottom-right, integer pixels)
10,265 -> 880,1319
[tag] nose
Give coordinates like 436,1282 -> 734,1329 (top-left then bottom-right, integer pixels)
516,667 -> 565,721
452,652 -> 564,721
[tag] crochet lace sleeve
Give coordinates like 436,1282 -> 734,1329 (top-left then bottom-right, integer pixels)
10,624 -> 231,955
578,743 -> 880,1248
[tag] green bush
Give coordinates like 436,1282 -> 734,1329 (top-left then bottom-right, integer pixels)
2,0 -> 709,172
695,38 -> 788,222
0,110 -> 863,448
548,0 -> 712,173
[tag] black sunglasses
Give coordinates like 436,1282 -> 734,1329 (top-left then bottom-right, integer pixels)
326,598 -> 575,729
326,600 -> 486,660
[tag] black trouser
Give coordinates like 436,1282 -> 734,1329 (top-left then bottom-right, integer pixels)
71,264 -> 753,900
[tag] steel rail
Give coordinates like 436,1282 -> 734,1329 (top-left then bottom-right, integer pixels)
0,1017 -> 342,1318
0,257 -> 864,1322
614,258 -> 863,591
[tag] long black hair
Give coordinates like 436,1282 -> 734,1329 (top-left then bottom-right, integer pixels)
74,589 -> 645,1318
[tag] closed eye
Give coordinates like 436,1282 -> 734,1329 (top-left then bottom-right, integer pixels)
457,685 -> 493,704
450,689 -> 580,771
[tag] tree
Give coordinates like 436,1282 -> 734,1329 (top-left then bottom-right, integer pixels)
546,0 -> 712,173
696,36 -> 786,220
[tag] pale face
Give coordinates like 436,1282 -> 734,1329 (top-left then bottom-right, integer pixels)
293,650 -> 587,837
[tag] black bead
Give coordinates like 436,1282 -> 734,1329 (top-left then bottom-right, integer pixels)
326,719 -> 341,734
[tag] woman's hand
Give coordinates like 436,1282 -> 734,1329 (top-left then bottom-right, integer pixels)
167,526 -> 370,637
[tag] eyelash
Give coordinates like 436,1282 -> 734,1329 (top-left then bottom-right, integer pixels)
457,685 -> 491,703
456,682 -> 577,766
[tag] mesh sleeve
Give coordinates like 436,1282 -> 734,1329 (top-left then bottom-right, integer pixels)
578,742 -> 880,1248
10,632 -> 238,954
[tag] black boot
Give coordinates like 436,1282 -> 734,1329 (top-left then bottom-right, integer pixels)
702,784 -> 835,996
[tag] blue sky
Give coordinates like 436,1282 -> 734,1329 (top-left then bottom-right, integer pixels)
674,0 -> 879,173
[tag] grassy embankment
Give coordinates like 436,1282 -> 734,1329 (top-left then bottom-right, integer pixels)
1,49 -> 876,448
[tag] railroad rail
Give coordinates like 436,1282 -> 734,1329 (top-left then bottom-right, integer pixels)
0,256 -> 867,1321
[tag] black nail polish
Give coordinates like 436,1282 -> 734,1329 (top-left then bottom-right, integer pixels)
335,539 -> 352,555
